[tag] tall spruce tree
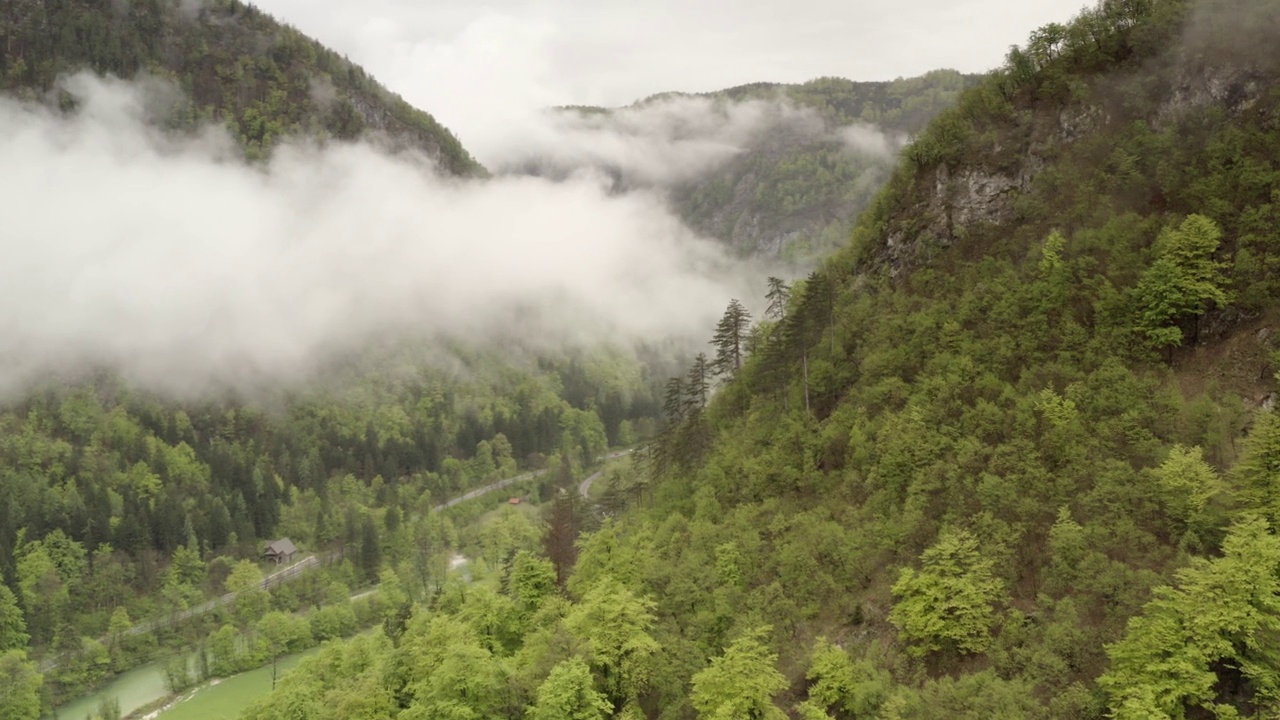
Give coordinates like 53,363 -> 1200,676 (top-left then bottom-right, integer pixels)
654,377 -> 687,481
662,377 -> 686,425
764,277 -> 790,321
684,354 -> 711,413
711,299 -> 752,380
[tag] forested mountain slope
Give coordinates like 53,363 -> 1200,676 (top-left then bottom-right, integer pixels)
510,71 -> 977,263
0,0 -> 481,173
235,1 -> 1280,719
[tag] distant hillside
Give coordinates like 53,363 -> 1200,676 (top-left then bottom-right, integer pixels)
512,71 -> 979,263
0,0 -> 482,175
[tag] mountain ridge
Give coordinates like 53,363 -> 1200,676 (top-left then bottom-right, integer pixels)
0,0 -> 483,174
513,70 -> 980,263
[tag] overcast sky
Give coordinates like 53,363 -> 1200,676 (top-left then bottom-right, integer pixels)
249,0 -> 1090,162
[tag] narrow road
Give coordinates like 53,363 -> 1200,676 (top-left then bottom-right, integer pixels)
434,450 -> 633,511
432,469 -> 546,512
578,450 -> 632,499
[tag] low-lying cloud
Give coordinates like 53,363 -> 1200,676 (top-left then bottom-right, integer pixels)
838,123 -> 908,159
0,74 -> 748,397
491,95 -> 822,186
492,92 -> 903,190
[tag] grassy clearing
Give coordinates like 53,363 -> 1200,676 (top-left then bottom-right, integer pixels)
155,650 -> 316,720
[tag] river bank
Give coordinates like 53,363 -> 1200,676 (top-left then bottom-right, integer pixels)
44,649 -> 315,720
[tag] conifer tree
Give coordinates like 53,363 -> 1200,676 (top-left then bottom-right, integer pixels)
358,515 -> 381,584
662,377 -> 686,425
653,377 -> 687,481
684,354 -> 710,413
764,277 -> 790,321
711,299 -> 752,380
543,489 -> 584,589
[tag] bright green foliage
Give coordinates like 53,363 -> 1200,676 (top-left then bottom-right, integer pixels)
227,560 -> 268,627
241,672 -> 326,720
527,657 -> 612,720
1100,517 -> 1280,718
309,601 -> 358,642
16,541 -> 68,644
397,613 -> 506,718
0,585 -> 28,652
256,611 -> 313,656
509,551 -> 558,614
47,631 -> 111,699
564,578 -> 661,708
795,638 -> 891,719
209,624 -> 242,677
1151,445 -> 1223,534
478,507 -> 542,568
567,521 -> 646,597
241,633 -> 398,720
1133,215 -> 1231,350
889,529 -> 1004,657
1038,230 -> 1068,276
1233,409 -> 1280,526
404,641 -> 506,720
165,541 -> 206,590
691,626 -> 787,720
0,649 -> 42,720
105,607 -> 134,671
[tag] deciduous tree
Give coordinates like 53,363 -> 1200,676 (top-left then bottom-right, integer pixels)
889,529 -> 1003,657
1133,214 -> 1230,351
565,577 -> 660,712
690,626 -> 787,720
528,657 -> 612,720
0,649 -> 41,720
0,584 -> 27,652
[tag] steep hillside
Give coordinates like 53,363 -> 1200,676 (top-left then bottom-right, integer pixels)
0,0 -> 482,174
231,1 -> 1280,719
670,0 -> 1280,715
511,71 -> 977,263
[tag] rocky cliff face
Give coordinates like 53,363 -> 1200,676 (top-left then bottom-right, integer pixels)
871,40 -> 1273,279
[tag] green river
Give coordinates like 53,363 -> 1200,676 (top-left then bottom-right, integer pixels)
46,651 -> 313,720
